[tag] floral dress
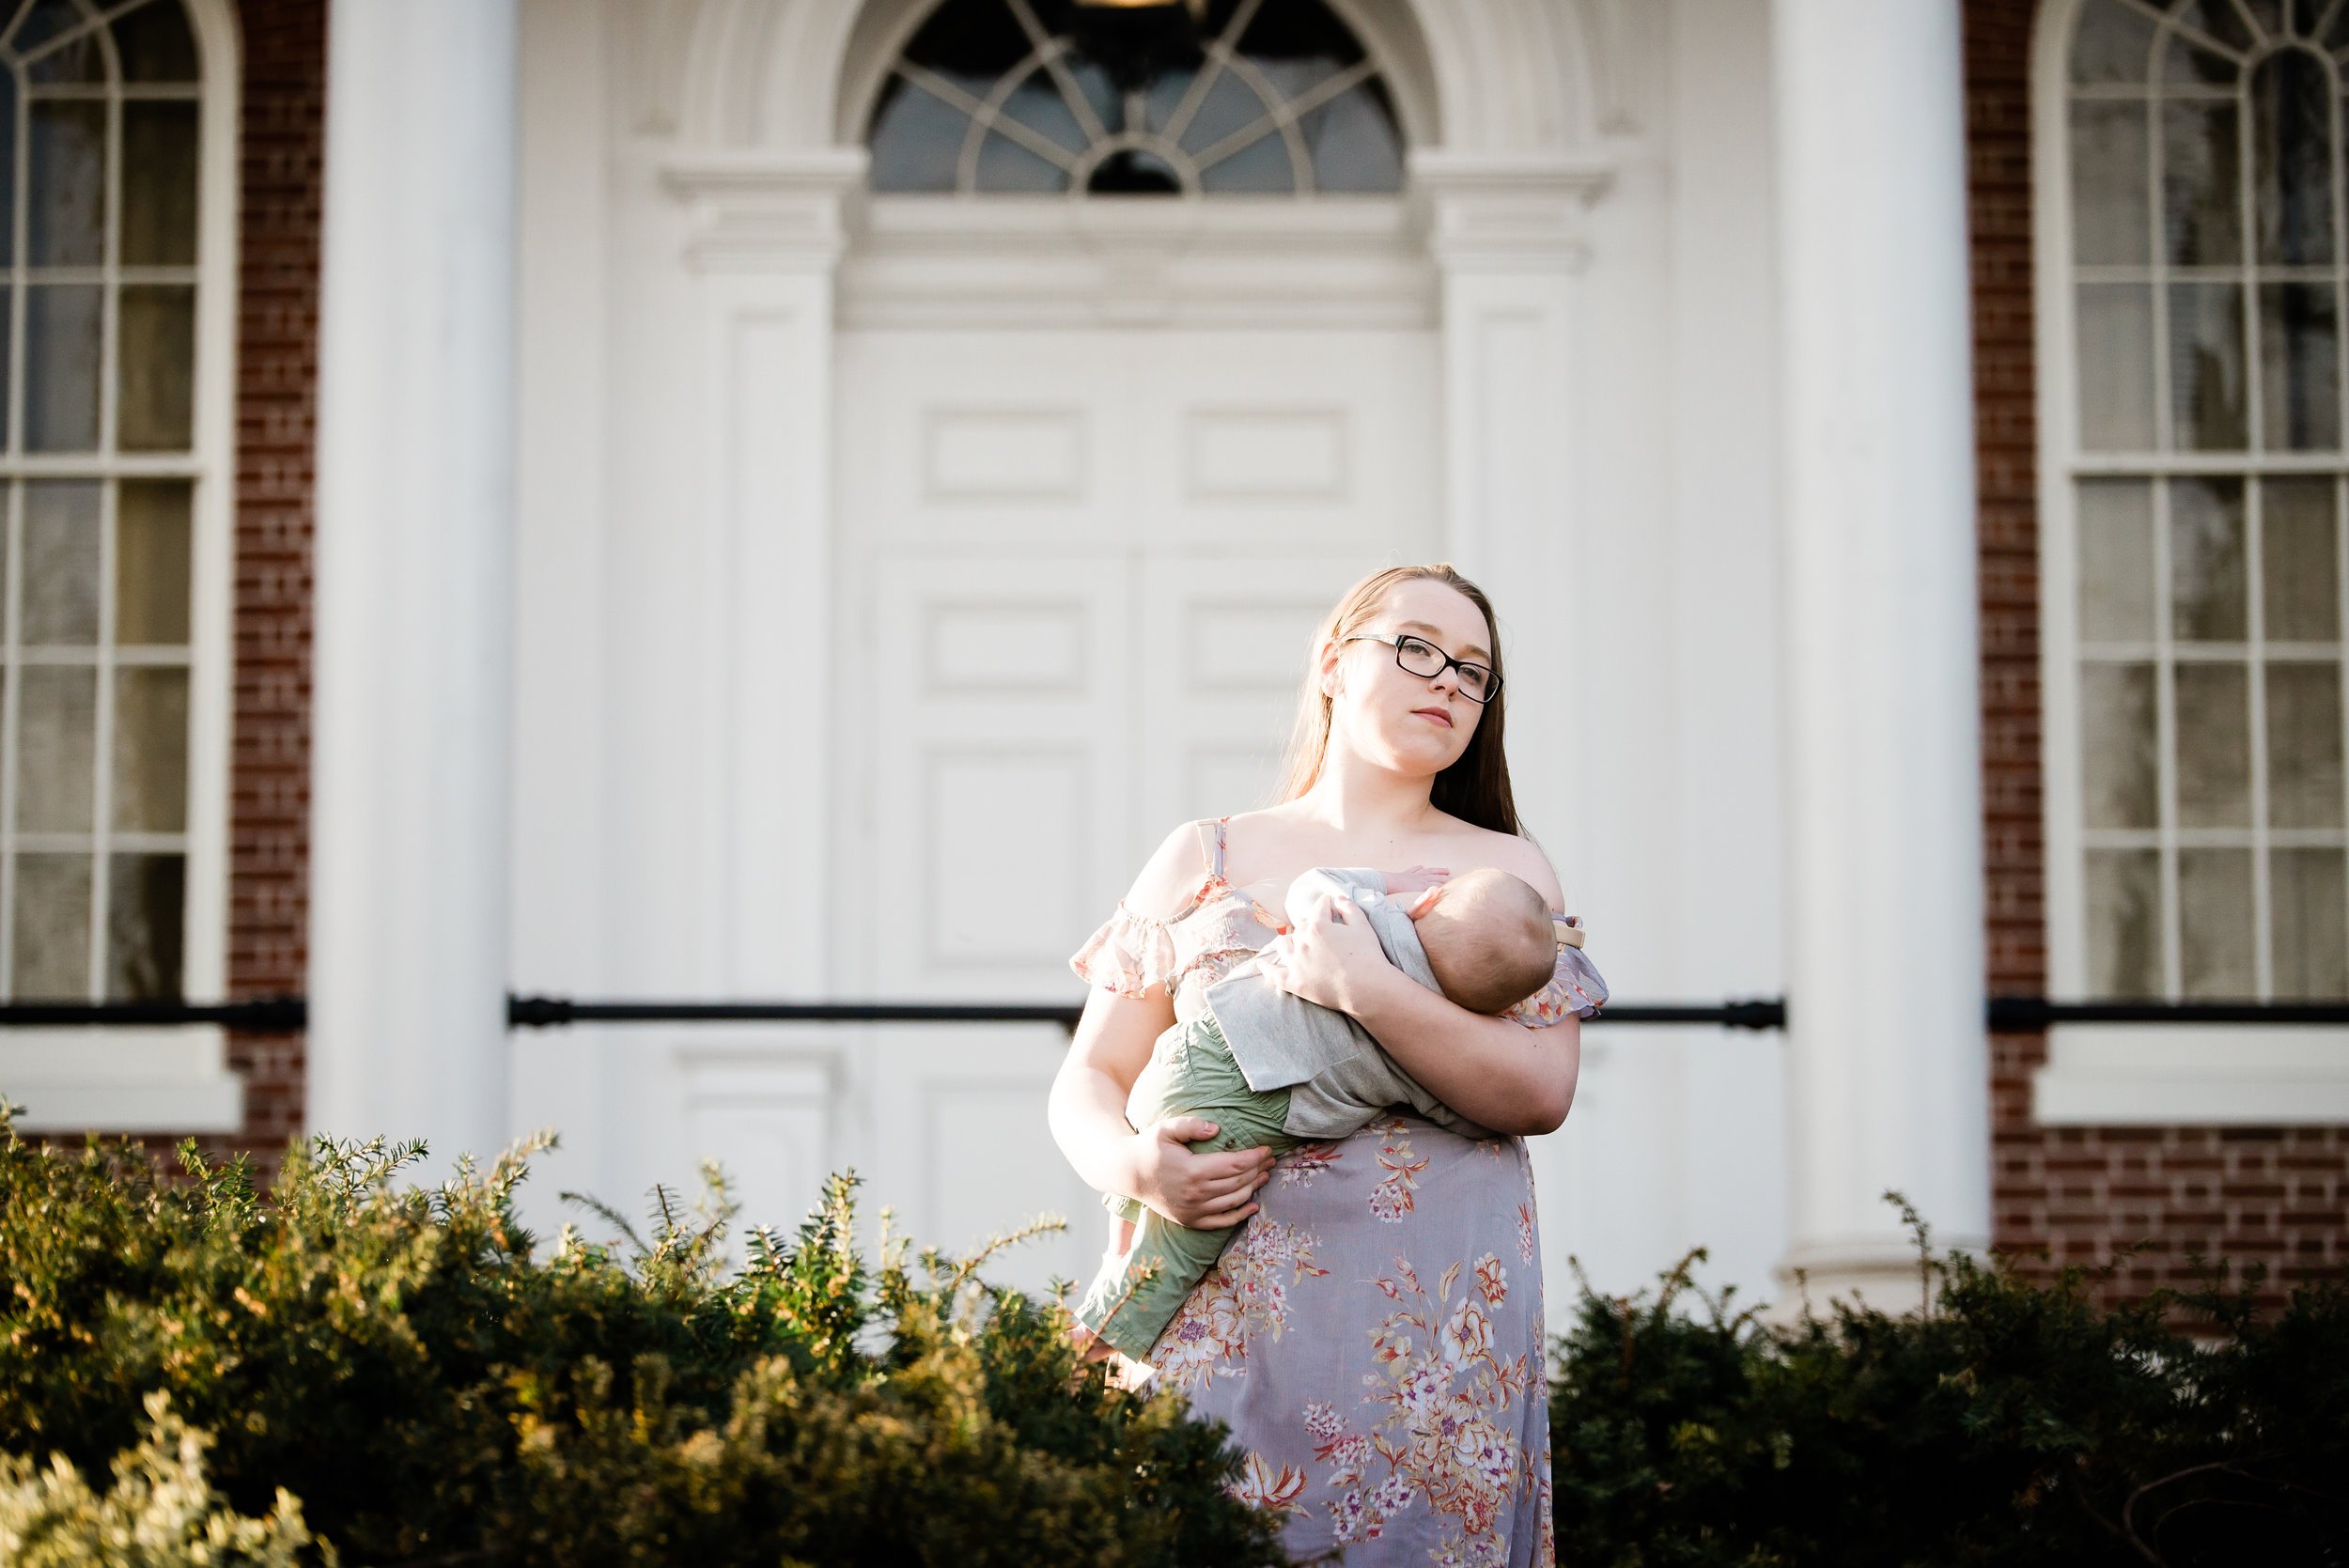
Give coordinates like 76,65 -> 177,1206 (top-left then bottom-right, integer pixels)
1067,818 -> 1603,1568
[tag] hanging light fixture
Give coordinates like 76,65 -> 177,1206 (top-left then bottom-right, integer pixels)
1065,0 -> 1208,94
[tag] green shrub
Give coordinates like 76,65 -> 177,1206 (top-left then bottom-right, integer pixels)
0,1109 -> 1285,1568
0,1390 -> 323,1567
1549,1199 -> 2349,1567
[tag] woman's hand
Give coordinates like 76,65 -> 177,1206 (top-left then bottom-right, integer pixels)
1129,1116 -> 1275,1229
1257,887 -> 1392,1016
1382,864 -> 1451,896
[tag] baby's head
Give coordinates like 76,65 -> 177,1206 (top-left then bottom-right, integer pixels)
1408,868 -> 1557,1016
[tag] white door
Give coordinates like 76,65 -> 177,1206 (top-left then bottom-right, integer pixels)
834,324 -> 1438,1290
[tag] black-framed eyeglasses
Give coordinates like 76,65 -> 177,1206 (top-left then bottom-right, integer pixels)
1339,632 -> 1502,705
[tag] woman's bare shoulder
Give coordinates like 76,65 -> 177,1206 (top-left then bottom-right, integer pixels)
1442,819 -> 1566,909
1121,818 -> 1215,922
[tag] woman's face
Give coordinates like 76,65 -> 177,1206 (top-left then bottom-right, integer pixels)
1322,580 -> 1493,776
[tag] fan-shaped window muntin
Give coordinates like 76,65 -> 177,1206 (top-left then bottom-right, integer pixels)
0,0 -> 207,1005
2060,0 -> 2349,1003
867,0 -> 1405,196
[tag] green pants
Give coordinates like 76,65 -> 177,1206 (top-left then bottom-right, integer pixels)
1076,1015 -> 1296,1362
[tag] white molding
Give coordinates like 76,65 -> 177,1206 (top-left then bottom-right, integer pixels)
1413,149 -> 1614,272
661,147 -> 866,272
2033,0 -> 2091,1004
2035,1026 -> 2349,1125
3,1027 -> 242,1134
840,195 -> 1436,329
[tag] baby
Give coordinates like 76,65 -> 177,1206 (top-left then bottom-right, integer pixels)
1073,865 -> 1579,1365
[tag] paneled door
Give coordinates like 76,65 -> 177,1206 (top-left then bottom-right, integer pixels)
834,326 -> 1437,1291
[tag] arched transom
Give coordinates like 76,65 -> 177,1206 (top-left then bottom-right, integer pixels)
865,0 -> 1405,195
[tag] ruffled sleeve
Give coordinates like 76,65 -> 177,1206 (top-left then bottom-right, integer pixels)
1501,914 -> 1609,1028
1068,901 -> 1180,999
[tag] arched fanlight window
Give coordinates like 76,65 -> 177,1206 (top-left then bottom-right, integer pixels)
0,0 -> 210,1003
2057,0 -> 2349,1001
866,0 -> 1405,195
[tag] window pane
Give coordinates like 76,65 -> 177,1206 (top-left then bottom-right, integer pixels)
2258,283 -> 2339,450
2178,847 -> 2257,996
113,0 -> 200,83
104,851 -> 182,1001
21,479 -> 101,645
2086,847 -> 2163,996
2265,660 -> 2342,827
2082,660 -> 2160,828
0,70 -> 16,270
2263,476 -> 2339,640
12,0 -> 89,55
118,286 -> 196,452
2170,283 -> 2249,450
2072,99 -> 2153,267
999,69 -> 1090,156
9,852 -> 89,999
122,102 -> 199,267
2077,284 -> 2157,449
17,666 -> 96,832
972,132 -> 1067,194
2176,661 -> 2253,826
2172,475 -> 2248,640
2164,101 -> 2243,265
2172,0 -> 2254,54
2079,478 -> 2156,641
30,26 -> 108,85
867,76 -> 972,193
2073,0 -> 2156,82
110,665 -> 187,832
2253,48 -> 2333,266
1198,132 -> 1296,194
27,101 -> 105,268
2166,31 -> 2242,85
24,284 -> 101,452
2272,847 -> 2349,997
1303,82 -> 1403,194
115,479 -> 192,644
1176,70 -> 1271,155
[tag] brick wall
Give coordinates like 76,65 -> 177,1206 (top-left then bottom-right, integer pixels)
181,0 -> 324,1176
1965,0 -> 2349,1303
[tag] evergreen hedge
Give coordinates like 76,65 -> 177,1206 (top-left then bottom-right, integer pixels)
4,1106 -> 2345,1566
0,1110 -> 1283,1567
1549,1202 -> 2349,1567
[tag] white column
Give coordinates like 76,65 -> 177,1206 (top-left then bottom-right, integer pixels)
309,0 -> 520,1165
1418,149 -> 1615,1303
1772,0 -> 1988,1308
1416,152 -> 1611,853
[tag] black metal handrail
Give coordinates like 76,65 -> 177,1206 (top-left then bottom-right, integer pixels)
9,994 -> 2349,1034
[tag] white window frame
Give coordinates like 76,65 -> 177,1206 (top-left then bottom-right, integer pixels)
1,0 -> 240,1134
2032,0 -> 2349,1125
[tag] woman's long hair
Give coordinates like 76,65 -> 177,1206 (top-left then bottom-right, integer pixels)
1268,563 -> 1524,836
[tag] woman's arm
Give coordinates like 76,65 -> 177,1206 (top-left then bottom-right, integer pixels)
1259,842 -> 1581,1134
1344,964 -> 1579,1133
1048,986 -> 1274,1228
1048,820 -> 1277,1227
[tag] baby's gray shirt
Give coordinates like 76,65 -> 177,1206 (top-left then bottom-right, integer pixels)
1203,866 -> 1497,1141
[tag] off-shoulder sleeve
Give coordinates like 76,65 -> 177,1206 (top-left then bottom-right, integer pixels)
1501,914 -> 1609,1028
1068,901 -> 1180,999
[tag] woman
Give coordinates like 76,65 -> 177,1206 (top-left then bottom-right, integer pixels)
1050,563 -> 1596,1566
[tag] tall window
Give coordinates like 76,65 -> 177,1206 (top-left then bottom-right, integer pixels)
0,0 -> 206,1003
866,0 -> 1403,195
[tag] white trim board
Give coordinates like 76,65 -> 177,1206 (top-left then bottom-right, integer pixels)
2,1027 -> 243,1133
2033,1025 -> 2349,1126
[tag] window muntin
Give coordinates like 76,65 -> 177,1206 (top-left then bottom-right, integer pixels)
866,0 -> 1404,196
0,0 -> 201,1003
